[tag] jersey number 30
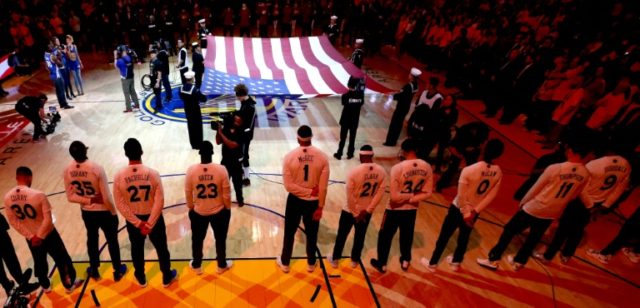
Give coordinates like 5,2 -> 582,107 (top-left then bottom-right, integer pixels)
10,204 -> 37,220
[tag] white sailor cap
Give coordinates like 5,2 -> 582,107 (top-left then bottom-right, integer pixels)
331,15 -> 338,20
198,19 -> 206,23
192,42 -> 199,47
355,39 -> 364,44
184,71 -> 196,79
410,67 -> 422,77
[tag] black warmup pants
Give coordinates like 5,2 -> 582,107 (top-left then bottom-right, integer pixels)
26,229 -> 76,289
179,67 -> 188,86
125,215 -> 172,280
153,86 -> 163,111
25,113 -> 44,139
332,210 -> 371,262
161,74 -> 172,100
281,194 -> 320,266
222,158 -> 244,203
189,209 -> 231,268
385,107 -> 409,145
488,210 -> 552,265
376,209 -> 417,265
242,138 -> 252,168
544,200 -> 591,259
0,231 -> 23,291
336,124 -> 358,157
81,210 -> 122,270
602,207 -> 640,255
430,205 -> 474,265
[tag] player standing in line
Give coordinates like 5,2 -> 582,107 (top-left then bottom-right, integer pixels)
276,125 -> 330,273
370,138 -> 433,273
113,138 -> 177,288
477,141 -> 591,271
327,145 -> 387,269
535,147 -> 631,263
421,139 -> 504,272
63,141 -> 127,281
185,141 -> 234,275
4,167 -> 83,293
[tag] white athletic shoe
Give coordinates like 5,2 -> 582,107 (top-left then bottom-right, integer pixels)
622,248 -> 639,263
420,257 -> 437,273
276,256 -> 290,273
65,279 -> 84,294
506,255 -> 523,271
349,260 -> 358,269
532,251 -> 550,264
326,255 -> 339,269
446,255 -> 460,272
217,260 -> 234,274
586,249 -> 610,264
476,258 -> 499,270
307,262 -> 318,273
189,260 -> 203,275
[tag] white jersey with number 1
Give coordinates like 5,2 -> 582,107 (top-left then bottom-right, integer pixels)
283,145 -> 330,207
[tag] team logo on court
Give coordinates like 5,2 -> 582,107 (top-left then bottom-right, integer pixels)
140,86 -> 309,124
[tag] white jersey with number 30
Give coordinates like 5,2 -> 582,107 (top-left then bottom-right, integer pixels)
3,185 -> 53,240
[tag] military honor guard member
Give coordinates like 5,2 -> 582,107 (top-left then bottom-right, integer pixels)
477,141 -> 591,271
180,71 -> 207,150
113,138 -> 177,288
421,139 -> 504,272
384,68 -> 421,147
4,167 -> 83,293
191,42 -> 205,90
349,39 -> 364,69
64,141 -> 127,281
371,138 -> 433,273
328,145 -> 386,269
277,126 -> 330,273
186,141 -> 234,275
334,77 -> 365,160
325,16 -> 340,46
198,19 -> 210,48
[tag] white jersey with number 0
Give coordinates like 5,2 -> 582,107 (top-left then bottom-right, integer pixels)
453,161 -> 502,214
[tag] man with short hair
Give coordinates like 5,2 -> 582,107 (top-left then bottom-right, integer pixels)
371,138 -> 433,273
186,141 -> 233,275
234,84 -> 257,186
176,39 -> 189,85
477,141 -> 591,271
113,138 -> 177,288
4,166 -> 83,293
216,115 -> 246,207
277,125 -> 330,273
421,139 -> 504,272
15,94 -> 47,142
156,42 -> 172,103
328,145 -> 386,269
180,71 -> 207,150
63,141 -> 127,281
115,46 -> 139,112
149,49 -> 163,112
334,77 -> 365,160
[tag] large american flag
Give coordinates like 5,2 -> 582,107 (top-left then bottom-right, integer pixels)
201,35 -> 392,96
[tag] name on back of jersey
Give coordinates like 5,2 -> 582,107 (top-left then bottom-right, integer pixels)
125,174 -> 150,184
560,173 -> 585,181
404,169 -> 428,178
10,194 -> 27,202
605,165 -> 627,173
364,173 -> 379,181
199,174 -> 214,181
298,154 -> 314,163
482,170 -> 498,177
69,170 -> 88,177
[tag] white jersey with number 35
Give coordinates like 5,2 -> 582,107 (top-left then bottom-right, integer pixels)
63,160 -> 114,212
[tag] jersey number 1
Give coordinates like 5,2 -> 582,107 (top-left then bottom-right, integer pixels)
555,182 -> 574,199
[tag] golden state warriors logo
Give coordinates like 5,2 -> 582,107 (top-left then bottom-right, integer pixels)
140,86 -> 309,124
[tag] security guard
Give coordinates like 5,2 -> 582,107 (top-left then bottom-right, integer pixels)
197,19 -> 210,48
325,16 -> 340,46
180,71 -> 207,150
334,77 -> 365,160
349,39 -> 364,69
176,40 -> 189,85
384,68 -> 421,147
191,43 -> 205,90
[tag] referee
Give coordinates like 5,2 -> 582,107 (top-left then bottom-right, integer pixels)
186,141 -> 233,275
277,125 -> 330,273
113,138 -> 177,288
370,138 -> 433,273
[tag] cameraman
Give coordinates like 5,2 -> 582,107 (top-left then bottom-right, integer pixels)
234,84 -> 257,186
215,114 -> 245,207
115,46 -> 140,112
15,95 -> 47,142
